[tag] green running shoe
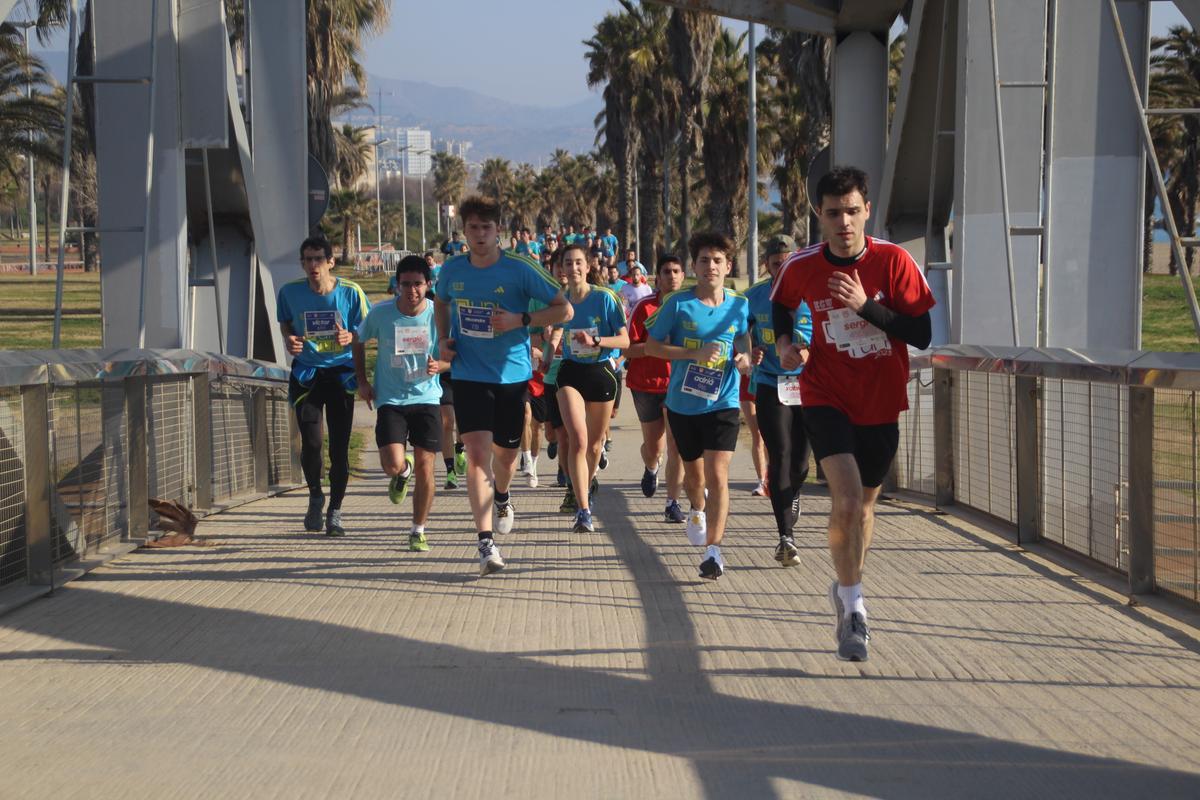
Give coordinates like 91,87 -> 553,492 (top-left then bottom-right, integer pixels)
389,454 -> 414,504
408,531 -> 430,552
559,489 -> 577,514
454,449 -> 467,477
444,470 -> 459,490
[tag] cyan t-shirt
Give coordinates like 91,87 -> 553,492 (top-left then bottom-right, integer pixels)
647,288 -> 750,415
357,299 -> 442,407
745,278 -> 813,387
561,286 -> 626,364
436,252 -> 563,384
276,277 -> 371,369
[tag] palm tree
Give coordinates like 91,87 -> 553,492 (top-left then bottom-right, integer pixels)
432,151 -> 468,229
1151,25 -> 1200,275
333,122 -> 372,190
328,188 -> 375,263
667,8 -> 719,266
478,158 -> 515,227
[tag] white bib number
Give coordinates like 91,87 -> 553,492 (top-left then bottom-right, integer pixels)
824,306 -> 889,357
777,374 -> 803,406
391,324 -> 430,376
570,327 -> 601,359
681,362 -> 722,401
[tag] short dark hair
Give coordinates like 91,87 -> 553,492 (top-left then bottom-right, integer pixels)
300,235 -> 333,260
688,231 -> 736,264
396,254 -> 431,282
560,243 -> 589,262
656,254 -> 681,273
815,165 -> 870,206
459,195 -> 501,225
625,248 -> 637,257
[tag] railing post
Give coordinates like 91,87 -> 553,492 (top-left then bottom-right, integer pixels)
22,384 -> 52,586
1127,385 -> 1155,594
1015,375 -> 1040,544
934,367 -> 955,507
252,386 -> 269,494
192,373 -> 213,510
124,376 -> 149,542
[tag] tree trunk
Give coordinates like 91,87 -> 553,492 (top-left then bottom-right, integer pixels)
1143,171 -> 1155,275
678,144 -> 690,269
639,158 -> 664,261
342,216 -> 352,262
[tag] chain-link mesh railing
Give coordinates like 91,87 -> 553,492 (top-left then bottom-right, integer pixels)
952,372 -> 1018,524
0,389 -> 25,587
1153,389 -> 1199,602
0,350 -> 298,590
894,368 -> 936,495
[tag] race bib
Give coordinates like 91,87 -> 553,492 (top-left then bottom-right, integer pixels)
570,327 -> 600,359
681,362 -> 723,401
824,307 -> 890,357
458,305 -> 494,338
303,310 -> 340,354
778,374 -> 803,406
391,324 -> 430,376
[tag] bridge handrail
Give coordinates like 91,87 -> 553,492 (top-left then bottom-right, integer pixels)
909,345 -> 1200,389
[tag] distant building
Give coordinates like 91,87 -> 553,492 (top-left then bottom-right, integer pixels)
436,138 -> 473,161
398,128 -> 433,177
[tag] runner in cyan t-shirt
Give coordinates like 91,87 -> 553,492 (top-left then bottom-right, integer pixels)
647,231 -> 752,580
435,195 -> 572,576
276,235 -> 371,538
353,255 -> 450,553
771,166 -> 935,662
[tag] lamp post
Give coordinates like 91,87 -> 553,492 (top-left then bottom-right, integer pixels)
373,136 -> 390,264
414,148 -> 432,251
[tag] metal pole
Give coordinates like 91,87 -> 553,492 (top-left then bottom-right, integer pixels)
1106,0 -> 1200,342
420,173 -> 427,251
400,145 -> 408,251
136,0 -> 161,348
374,139 -> 382,254
747,21 -> 759,284
53,2 -> 80,348
634,178 -> 641,261
201,149 -> 226,353
987,0 -> 1022,347
24,25 -> 37,278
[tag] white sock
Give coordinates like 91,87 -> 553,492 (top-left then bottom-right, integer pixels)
837,583 -> 866,620
411,524 -> 424,535
706,544 -> 721,560
397,463 -> 411,479
521,449 -> 532,463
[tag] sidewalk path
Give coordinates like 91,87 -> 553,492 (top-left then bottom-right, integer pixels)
1,402 -> 1199,798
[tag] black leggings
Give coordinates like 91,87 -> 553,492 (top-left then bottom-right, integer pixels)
292,370 -> 356,510
755,382 -> 810,538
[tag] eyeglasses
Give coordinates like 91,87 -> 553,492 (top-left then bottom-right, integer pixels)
396,281 -> 426,289
300,256 -> 328,265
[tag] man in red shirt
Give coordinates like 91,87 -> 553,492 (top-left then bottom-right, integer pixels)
626,254 -> 687,522
771,166 -> 935,662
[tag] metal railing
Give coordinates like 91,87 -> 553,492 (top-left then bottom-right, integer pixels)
0,349 -> 302,590
892,346 -> 1200,605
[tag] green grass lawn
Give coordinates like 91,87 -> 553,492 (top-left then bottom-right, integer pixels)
1142,274 -> 1200,352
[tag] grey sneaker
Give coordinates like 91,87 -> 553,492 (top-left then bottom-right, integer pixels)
325,508 -> 345,537
304,495 -> 324,532
828,581 -> 845,643
837,612 -> 870,662
774,537 -> 801,567
478,538 -> 505,576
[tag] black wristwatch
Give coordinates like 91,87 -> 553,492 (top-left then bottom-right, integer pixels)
521,311 -> 532,326
591,334 -> 602,347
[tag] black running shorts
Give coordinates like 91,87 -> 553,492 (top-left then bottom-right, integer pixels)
451,378 -> 529,449
375,403 -> 442,451
802,404 -> 899,489
631,389 -> 667,424
667,408 -> 740,462
544,383 -> 563,429
555,360 -> 619,404
438,373 -> 454,406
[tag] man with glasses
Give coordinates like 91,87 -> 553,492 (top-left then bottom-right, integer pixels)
277,236 -> 371,537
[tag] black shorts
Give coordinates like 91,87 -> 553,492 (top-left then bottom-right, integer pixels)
803,405 -> 899,489
631,389 -> 667,424
544,383 -> 563,429
556,360 -> 619,404
438,373 -> 454,406
613,369 -> 624,409
375,403 -> 442,451
529,391 -> 549,424
451,378 -> 528,449
667,408 -> 740,462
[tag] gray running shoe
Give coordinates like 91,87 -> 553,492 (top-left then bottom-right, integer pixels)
304,495 -> 324,532
837,612 -> 870,662
828,581 -> 845,643
478,538 -> 505,576
774,537 -> 801,567
325,508 -> 345,537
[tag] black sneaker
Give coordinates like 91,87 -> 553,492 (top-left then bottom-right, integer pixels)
663,500 -> 685,523
699,554 -> 724,580
774,537 -> 800,567
556,468 -> 567,487
598,450 -> 609,471
640,468 -> 658,498
837,612 -> 870,662
547,441 -> 557,460
325,508 -> 345,537
304,495 -> 324,532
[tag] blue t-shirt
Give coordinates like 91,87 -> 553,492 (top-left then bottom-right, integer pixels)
276,277 -> 370,369
561,286 -> 626,364
745,278 -> 813,387
647,288 -> 750,415
357,299 -> 442,407
602,235 -> 619,256
436,252 -> 563,384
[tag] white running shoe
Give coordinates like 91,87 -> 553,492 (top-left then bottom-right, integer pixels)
495,500 -> 516,535
751,480 -> 768,497
685,508 -> 707,546
478,539 -> 505,576
527,456 -> 539,488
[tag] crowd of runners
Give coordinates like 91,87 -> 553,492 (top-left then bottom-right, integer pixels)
276,165 -> 935,663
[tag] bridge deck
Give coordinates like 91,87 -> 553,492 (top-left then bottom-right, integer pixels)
1,403 -> 1199,799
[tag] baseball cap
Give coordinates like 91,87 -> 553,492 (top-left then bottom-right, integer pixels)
764,234 -> 797,257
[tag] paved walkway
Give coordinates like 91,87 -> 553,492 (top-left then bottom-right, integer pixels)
2,402 -> 1200,799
